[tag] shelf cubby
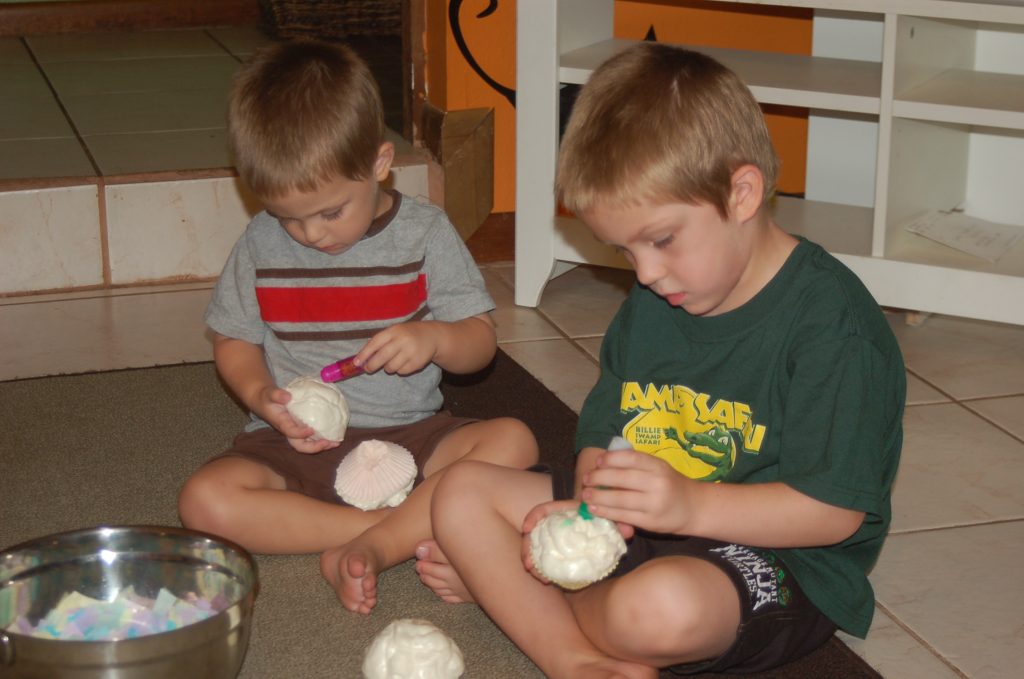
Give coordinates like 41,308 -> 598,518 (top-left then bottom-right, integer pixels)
516,0 -> 1024,324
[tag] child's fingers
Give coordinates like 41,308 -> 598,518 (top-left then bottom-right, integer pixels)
581,484 -> 666,529
584,503 -> 648,530
596,449 -> 657,469
583,466 -> 647,495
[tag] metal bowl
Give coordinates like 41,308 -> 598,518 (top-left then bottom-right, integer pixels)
0,525 -> 257,679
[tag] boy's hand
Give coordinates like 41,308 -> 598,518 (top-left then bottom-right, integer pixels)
354,322 -> 439,377
519,499 -> 580,583
519,499 -> 634,584
256,385 -> 339,454
580,449 -> 692,535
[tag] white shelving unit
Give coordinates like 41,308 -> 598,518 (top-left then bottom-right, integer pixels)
514,0 -> 1024,325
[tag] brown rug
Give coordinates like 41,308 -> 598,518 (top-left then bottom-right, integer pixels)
0,350 -> 881,678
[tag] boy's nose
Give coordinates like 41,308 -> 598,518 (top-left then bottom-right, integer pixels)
633,256 -> 661,287
302,221 -> 325,243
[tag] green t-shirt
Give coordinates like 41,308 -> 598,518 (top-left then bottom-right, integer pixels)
576,238 -> 905,638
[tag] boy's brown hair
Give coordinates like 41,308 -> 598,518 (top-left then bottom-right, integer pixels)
228,39 -> 385,198
556,43 -> 779,219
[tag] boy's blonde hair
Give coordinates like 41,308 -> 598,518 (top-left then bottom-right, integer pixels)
228,39 -> 385,198
557,43 -> 779,219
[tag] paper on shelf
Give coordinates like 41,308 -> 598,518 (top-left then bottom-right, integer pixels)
904,210 -> 1024,263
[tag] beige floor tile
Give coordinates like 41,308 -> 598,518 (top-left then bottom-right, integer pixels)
86,128 -> 232,175
905,372 -> 950,405
499,339 -> 599,414
892,403 -> 1024,532
42,55 -> 238,97
483,267 -> 562,343
871,521 -> 1024,679
0,37 -> 33,64
890,314 -> 1024,400
0,94 -> 76,139
575,336 -> 603,362
962,396 -> 1024,441
26,30 -> 225,63
5,63 -> 55,99
206,26 -> 273,57
0,138 -> 95,179
536,265 -> 633,338
0,287 -> 213,381
839,609 -> 962,679
61,88 -> 229,136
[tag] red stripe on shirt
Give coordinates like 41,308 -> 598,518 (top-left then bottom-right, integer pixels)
256,274 -> 427,323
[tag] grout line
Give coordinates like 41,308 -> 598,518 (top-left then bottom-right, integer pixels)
485,267 -> 603,366
0,282 -> 215,307
20,36 -> 102,177
202,27 -> 247,63
98,176 -> 110,285
905,366 -> 1024,445
905,366 -> 957,402
888,516 -> 1024,536
956,399 -> 1024,445
873,603 -> 971,679
534,307 -> 602,367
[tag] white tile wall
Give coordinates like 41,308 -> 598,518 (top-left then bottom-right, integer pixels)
0,184 -> 103,293
105,177 -> 258,284
2,156 -> 435,295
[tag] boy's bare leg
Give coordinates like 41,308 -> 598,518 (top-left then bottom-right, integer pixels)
432,461 -> 656,679
566,557 -> 741,668
178,457 -> 387,553
414,539 -> 474,603
319,472 -> 442,613
320,418 -> 537,613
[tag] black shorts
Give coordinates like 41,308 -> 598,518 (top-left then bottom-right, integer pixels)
209,411 -> 475,506
547,466 -> 837,674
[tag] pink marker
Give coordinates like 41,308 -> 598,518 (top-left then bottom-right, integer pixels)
320,355 -> 364,382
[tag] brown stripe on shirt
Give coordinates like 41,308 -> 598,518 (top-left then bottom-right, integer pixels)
271,306 -> 430,341
256,257 -> 426,280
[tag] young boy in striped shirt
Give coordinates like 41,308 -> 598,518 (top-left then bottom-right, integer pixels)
177,39 -> 537,615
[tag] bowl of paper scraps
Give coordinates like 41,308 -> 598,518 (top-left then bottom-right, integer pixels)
0,525 -> 257,678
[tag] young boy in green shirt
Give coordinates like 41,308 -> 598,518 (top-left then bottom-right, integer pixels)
416,43 -> 905,677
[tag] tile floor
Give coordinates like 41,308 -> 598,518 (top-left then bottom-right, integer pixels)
0,26 -> 417,297
2,264 -> 1023,679
0,27 -> 264,179
0,26 -> 402,180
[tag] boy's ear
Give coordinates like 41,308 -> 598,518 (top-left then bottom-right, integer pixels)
374,142 -> 395,181
729,164 -> 764,223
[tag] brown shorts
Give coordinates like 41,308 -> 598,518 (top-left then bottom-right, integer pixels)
210,411 -> 475,505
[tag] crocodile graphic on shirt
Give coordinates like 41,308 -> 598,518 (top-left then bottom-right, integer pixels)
619,382 -> 765,481
664,426 -> 742,482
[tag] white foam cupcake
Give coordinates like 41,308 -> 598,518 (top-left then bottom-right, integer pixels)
529,508 -> 627,590
284,376 -> 350,441
363,618 -> 464,679
335,439 -> 417,510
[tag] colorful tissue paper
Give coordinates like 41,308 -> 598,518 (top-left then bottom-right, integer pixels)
6,587 -> 226,641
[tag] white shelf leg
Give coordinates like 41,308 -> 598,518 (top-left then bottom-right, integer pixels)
514,0 -> 560,306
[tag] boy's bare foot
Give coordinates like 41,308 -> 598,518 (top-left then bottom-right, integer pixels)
320,544 -> 381,615
414,539 -> 475,603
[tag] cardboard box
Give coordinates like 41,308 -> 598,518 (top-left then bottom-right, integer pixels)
421,105 -> 494,241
